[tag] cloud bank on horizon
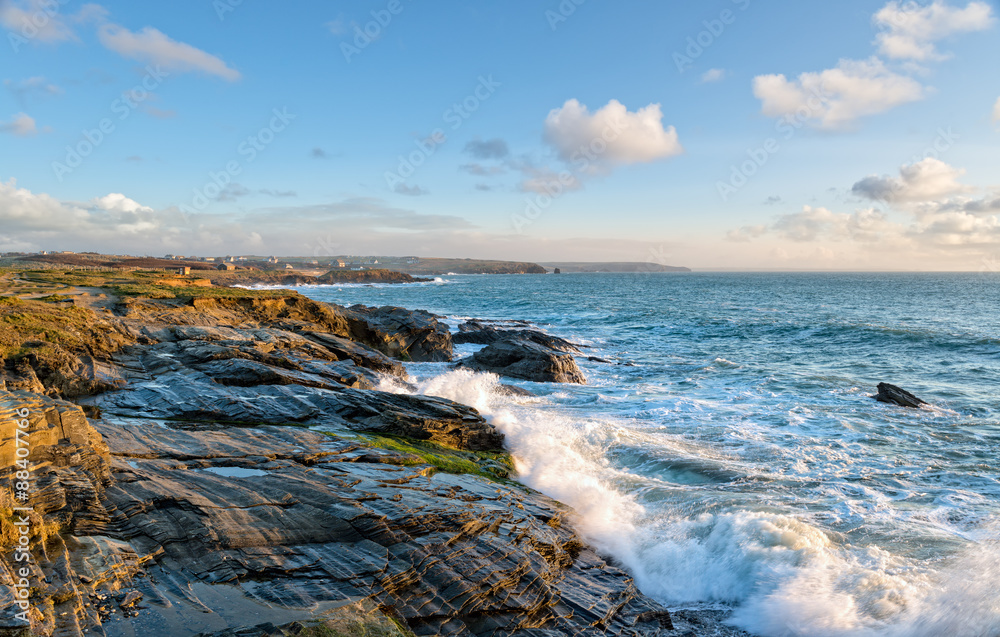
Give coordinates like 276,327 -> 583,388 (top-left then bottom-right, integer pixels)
0,0 -> 997,269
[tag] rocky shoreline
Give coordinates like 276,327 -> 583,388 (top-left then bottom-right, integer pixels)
0,289 -> 688,636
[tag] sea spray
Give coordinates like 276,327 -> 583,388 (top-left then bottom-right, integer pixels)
382,368 -> 1000,637
318,272 -> 1000,637
379,369 -> 644,560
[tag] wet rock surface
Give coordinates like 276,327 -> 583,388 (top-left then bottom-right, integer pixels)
453,321 -> 582,354
343,305 -> 454,363
0,293 -> 691,635
0,392 -> 672,636
874,382 -> 928,408
458,341 -> 587,385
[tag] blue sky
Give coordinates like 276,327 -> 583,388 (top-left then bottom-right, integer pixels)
0,0 -> 997,269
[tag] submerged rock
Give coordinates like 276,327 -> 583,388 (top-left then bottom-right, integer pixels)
874,382 -> 928,408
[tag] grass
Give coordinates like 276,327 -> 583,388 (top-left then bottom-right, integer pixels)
8,268 -> 298,301
0,302 -> 98,359
362,434 -> 514,483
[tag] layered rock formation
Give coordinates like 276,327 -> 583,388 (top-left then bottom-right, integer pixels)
455,322 -> 587,385
0,292 -> 676,636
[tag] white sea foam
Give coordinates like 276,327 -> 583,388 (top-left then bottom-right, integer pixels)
381,367 -> 1000,637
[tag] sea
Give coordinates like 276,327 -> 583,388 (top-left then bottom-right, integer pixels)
295,272 -> 1000,637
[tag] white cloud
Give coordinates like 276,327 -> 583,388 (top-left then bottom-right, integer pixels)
993,97 -> 1000,125
753,58 -> 925,129
851,158 -> 973,204
0,0 -> 78,43
874,0 -> 994,61
0,180 -> 483,254
543,99 -> 683,169
92,193 -> 154,214
0,112 -> 38,136
771,206 -> 895,242
701,68 -> 727,83
97,24 -> 241,81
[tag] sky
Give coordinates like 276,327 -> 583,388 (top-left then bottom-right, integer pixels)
0,0 -> 997,270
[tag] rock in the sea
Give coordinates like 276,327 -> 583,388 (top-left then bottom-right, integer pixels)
343,305 -> 453,362
874,382 -> 928,408
459,340 -> 587,384
454,320 -> 581,353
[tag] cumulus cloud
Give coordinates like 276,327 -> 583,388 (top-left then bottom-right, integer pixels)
0,112 -> 38,136
98,24 -> 241,81
993,97 -> 1000,125
464,138 -> 509,160
701,69 -> 727,83
851,158 -> 973,204
728,205 -> 901,246
772,206 -> 894,242
543,99 -> 683,169
92,193 -> 153,214
754,58 -> 925,129
874,0 -> 994,61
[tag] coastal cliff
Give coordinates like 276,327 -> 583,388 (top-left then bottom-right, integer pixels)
0,285 -> 674,636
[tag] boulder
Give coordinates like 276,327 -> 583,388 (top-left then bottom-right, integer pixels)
874,383 -> 928,408
454,320 -> 581,353
459,340 -> 586,384
343,305 -> 453,362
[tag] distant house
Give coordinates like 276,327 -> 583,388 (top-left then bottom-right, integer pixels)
217,263 -> 236,271
204,257 -> 216,262
268,257 -> 279,264
284,263 -> 295,270
176,266 -> 192,276
335,259 -> 346,268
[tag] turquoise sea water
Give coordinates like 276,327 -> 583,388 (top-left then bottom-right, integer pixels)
298,273 -> 1000,636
